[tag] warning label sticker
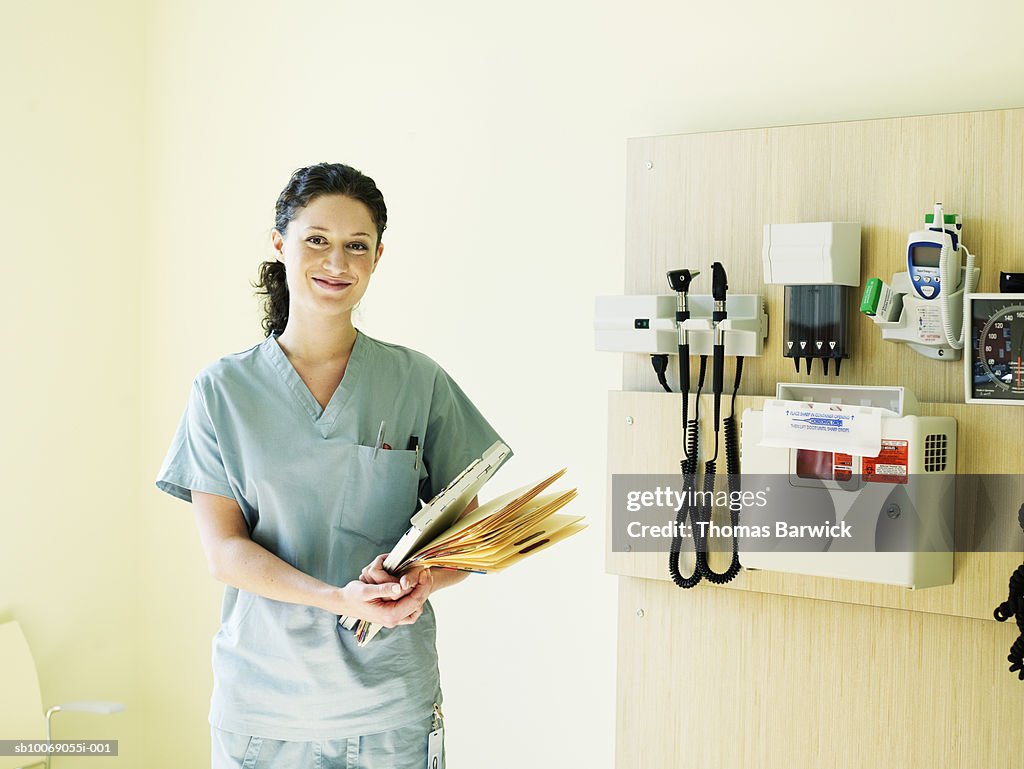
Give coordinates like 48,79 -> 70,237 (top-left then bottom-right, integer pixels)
862,440 -> 909,484
916,305 -> 944,344
834,452 -> 853,482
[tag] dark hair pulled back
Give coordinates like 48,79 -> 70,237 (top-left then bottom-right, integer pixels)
254,163 -> 388,337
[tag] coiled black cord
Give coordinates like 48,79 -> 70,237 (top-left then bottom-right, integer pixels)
696,357 -> 744,584
994,504 -> 1024,680
669,358 -> 706,588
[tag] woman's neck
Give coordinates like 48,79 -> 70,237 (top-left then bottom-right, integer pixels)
275,313 -> 358,366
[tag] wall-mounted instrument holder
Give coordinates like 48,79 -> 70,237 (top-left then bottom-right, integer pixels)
593,293 -> 768,357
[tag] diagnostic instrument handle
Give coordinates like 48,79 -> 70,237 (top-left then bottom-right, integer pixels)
712,262 -> 728,321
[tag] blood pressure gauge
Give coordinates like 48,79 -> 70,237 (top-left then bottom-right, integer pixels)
965,293 -> 1024,405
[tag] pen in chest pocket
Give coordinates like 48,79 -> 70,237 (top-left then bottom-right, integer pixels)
372,420 -> 387,458
407,436 -> 420,470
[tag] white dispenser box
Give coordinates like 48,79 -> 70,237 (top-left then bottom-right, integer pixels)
762,222 -> 861,286
739,384 -> 956,588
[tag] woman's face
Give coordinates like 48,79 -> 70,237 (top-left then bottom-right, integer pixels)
271,194 -> 383,324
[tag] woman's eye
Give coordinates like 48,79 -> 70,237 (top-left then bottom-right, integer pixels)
306,236 -> 327,246
348,242 -> 368,251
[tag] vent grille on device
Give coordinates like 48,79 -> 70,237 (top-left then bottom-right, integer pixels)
923,434 -> 948,472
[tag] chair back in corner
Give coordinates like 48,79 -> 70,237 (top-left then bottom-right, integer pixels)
0,620 -> 46,769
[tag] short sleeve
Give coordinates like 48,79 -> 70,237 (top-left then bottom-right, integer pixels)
420,367 -> 511,501
155,379 -> 235,504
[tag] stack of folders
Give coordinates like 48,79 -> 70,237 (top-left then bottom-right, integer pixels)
338,440 -> 585,647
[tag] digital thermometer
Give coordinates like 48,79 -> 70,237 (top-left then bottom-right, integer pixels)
906,209 -> 961,300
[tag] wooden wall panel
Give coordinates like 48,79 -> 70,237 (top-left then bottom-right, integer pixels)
611,108 -> 1024,769
615,578 -> 1024,769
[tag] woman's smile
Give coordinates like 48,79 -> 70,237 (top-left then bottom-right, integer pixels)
312,275 -> 353,292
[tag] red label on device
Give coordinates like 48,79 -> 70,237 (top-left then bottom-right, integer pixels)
834,452 -> 853,482
862,440 -> 909,484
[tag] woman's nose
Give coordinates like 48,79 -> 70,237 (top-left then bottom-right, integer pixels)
323,246 -> 349,273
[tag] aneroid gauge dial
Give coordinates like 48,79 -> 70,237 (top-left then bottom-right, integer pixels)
966,294 -> 1024,405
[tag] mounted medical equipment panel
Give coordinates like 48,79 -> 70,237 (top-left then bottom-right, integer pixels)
610,109 -> 1024,769
739,383 -> 956,589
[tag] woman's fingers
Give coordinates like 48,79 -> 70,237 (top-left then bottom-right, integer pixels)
376,577 -> 432,626
361,554 -> 397,585
363,582 -> 404,600
399,566 -> 433,592
344,567 -> 433,627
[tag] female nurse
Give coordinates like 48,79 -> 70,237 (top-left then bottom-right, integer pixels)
156,163 -> 508,768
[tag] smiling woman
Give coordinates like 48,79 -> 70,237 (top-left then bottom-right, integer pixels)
155,163 -> 509,769
255,164 -> 388,340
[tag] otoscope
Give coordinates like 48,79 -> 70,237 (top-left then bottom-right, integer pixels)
667,268 -> 703,589
667,269 -> 700,433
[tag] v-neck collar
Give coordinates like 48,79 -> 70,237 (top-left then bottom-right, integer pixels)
264,330 -> 367,437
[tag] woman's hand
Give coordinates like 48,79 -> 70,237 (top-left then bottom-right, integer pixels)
360,553 -> 470,602
336,561 -> 433,628
360,554 -> 432,593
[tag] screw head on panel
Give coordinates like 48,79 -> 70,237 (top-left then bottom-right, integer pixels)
626,416 -> 634,426
636,609 -> 645,618
886,505 -> 901,520
645,161 -> 654,170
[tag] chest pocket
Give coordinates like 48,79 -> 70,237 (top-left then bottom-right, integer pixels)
339,445 -> 420,551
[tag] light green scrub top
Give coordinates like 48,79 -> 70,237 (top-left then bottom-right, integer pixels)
155,331 -> 507,741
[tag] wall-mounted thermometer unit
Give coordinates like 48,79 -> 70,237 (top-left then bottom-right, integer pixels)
871,204 -> 979,360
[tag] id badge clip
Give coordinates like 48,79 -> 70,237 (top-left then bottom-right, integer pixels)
427,702 -> 444,769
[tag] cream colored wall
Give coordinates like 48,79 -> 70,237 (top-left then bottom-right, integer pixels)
6,1 -> 1024,768
138,4 -> 622,767
0,1 -> 146,766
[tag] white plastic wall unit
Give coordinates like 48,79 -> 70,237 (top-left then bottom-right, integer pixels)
762,222 -> 862,286
738,383 -> 956,589
593,294 -> 768,356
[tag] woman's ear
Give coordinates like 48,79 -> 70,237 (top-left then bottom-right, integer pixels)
270,229 -> 285,262
372,242 -> 384,273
